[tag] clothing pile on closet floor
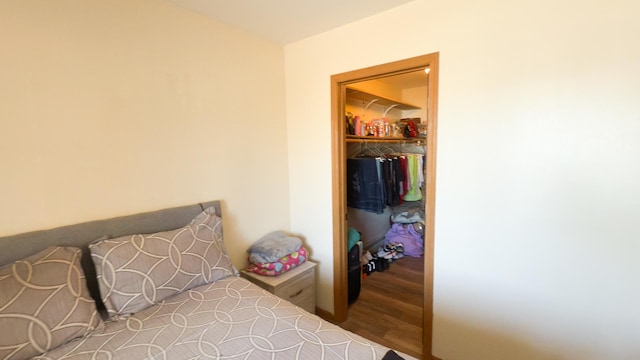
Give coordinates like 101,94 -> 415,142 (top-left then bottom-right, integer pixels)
246,231 -> 308,276
385,203 -> 425,257
361,202 -> 426,276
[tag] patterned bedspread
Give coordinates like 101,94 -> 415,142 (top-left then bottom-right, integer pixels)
36,276 -> 414,360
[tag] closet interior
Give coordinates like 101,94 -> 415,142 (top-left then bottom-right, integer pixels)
340,69 -> 429,358
345,69 -> 429,283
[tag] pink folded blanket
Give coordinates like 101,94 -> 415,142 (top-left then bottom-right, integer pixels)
246,247 -> 308,276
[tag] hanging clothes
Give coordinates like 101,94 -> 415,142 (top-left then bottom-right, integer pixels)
403,154 -> 423,202
346,157 -> 385,214
382,158 -> 401,207
347,152 -> 423,213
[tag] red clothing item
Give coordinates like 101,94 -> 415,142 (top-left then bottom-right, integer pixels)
400,156 -> 408,196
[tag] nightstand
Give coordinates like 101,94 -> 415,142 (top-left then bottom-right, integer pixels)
240,261 -> 317,314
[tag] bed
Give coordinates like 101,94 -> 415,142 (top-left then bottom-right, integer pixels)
0,200 -> 416,360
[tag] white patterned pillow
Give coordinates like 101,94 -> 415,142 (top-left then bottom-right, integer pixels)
90,207 -> 237,318
0,247 -> 102,360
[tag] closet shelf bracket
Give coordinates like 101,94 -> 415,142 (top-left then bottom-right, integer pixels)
364,98 -> 380,112
382,104 -> 399,117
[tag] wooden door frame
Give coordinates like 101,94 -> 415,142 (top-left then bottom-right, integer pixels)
328,52 -> 439,358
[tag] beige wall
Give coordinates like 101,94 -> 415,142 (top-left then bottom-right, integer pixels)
3,0 -> 639,358
286,0 -> 640,359
0,0 -> 290,269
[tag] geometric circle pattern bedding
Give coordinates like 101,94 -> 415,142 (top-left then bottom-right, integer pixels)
90,207 -> 237,318
34,276 -> 401,360
0,246 -> 101,360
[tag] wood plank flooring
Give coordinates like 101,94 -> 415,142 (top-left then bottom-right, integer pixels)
338,255 -> 424,359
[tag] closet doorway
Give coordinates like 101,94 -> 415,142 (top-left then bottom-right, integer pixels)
330,53 -> 439,358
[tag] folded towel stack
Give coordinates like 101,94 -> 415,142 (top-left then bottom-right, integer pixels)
246,231 -> 308,276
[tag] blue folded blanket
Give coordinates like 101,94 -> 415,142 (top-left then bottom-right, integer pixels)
248,230 -> 302,264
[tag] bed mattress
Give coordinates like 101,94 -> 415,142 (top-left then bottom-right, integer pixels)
36,276 -> 414,360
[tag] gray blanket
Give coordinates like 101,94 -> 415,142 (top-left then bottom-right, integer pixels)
248,230 -> 302,264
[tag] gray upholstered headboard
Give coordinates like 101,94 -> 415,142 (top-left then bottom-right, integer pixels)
0,200 -> 221,311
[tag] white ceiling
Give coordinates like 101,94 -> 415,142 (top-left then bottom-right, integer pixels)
166,0 -> 416,45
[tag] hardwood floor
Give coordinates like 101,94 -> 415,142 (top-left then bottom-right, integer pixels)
338,255 -> 424,359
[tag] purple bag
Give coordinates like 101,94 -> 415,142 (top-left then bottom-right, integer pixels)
384,223 -> 424,257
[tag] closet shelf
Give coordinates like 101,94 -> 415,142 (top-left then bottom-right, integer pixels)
346,88 -> 421,111
346,135 -> 425,144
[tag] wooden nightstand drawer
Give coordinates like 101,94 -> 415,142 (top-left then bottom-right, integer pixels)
274,269 -> 314,308
241,261 -> 316,314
